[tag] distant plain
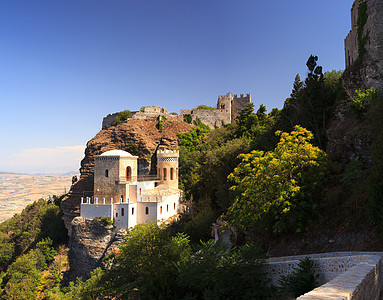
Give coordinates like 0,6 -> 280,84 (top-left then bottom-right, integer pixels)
0,174 -> 74,222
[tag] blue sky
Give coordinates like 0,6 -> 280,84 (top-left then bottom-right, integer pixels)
0,0 -> 354,173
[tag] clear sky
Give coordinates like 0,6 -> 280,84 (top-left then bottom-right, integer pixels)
0,0 -> 354,174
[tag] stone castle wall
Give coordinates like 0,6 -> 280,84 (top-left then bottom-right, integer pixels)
232,93 -> 252,120
344,0 -> 383,95
102,93 -> 251,130
180,92 -> 251,129
102,107 -> 177,129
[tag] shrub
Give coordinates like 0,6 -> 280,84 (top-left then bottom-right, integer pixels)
196,104 -> 216,110
101,217 -> 113,226
278,257 -> 319,298
351,88 -> 378,117
114,110 -> 132,125
183,114 -> 192,124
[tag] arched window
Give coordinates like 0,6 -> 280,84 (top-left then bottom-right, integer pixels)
121,195 -> 124,202
145,207 -> 149,215
167,205 -> 169,212
160,206 -> 162,214
121,208 -> 124,216
105,169 -> 109,177
139,188 -> 142,196
174,203 -> 176,210
163,168 -> 167,180
116,212 -> 118,217
132,207 -> 134,215
170,168 -> 174,180
126,166 -> 132,181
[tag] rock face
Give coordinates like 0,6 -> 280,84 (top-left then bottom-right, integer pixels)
326,101 -> 371,165
64,217 -> 125,282
81,117 -> 191,178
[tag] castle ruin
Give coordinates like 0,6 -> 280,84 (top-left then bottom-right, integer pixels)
102,92 -> 252,130
344,0 -> 383,95
180,92 -> 252,128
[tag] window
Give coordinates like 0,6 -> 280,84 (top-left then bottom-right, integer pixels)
174,203 -> 176,210
105,169 -> 109,177
121,208 -> 124,216
132,207 -> 134,215
170,168 -> 174,180
139,188 -> 142,196
163,168 -> 167,180
116,212 -> 118,217
160,206 -> 162,214
145,207 -> 149,214
176,168 -> 178,180
121,195 -> 124,202
167,205 -> 169,212
126,166 -> 132,180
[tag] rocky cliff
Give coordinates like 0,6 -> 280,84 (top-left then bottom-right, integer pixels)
326,100 -> 371,165
64,217 -> 126,282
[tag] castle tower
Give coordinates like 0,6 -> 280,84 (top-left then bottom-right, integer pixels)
232,93 -> 252,121
217,92 -> 232,124
157,149 -> 179,189
93,150 -> 138,204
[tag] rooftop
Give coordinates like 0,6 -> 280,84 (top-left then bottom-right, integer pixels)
100,150 -> 133,157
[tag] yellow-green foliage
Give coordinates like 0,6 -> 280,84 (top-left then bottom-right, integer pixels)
227,126 -> 328,234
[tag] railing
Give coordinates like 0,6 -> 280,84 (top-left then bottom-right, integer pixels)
117,175 -> 160,183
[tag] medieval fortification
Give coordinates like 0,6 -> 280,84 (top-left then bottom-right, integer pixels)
343,0 -> 383,95
102,92 -> 252,130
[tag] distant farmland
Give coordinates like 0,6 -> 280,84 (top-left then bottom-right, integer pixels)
0,174 -> 74,222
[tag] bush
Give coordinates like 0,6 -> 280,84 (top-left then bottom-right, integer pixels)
101,217 -> 113,226
196,105 -> 216,110
278,257 -> 319,298
351,88 -> 378,117
183,114 -> 192,124
114,110 -> 132,125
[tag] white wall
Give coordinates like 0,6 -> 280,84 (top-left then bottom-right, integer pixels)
137,202 -> 157,224
128,203 -> 137,228
114,203 -> 129,230
81,204 -> 113,219
156,193 -> 179,222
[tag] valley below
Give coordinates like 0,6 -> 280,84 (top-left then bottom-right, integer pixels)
0,174 -> 74,223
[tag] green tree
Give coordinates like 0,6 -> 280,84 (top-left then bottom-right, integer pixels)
101,222 -> 191,299
176,240 -> 272,299
277,57 -> 344,149
227,126 -> 328,234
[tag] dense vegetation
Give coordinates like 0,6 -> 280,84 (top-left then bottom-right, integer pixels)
0,197 -> 68,299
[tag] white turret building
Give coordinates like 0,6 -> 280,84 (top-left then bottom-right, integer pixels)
80,149 -> 181,230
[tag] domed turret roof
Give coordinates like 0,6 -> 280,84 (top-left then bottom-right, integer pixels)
100,150 -> 133,157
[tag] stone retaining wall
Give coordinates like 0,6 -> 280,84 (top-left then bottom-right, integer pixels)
266,252 -> 383,299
